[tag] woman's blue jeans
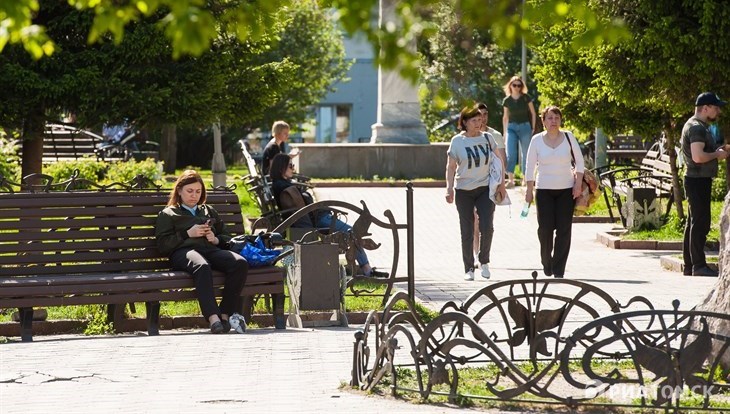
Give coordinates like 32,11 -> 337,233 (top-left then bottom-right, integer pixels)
506,121 -> 532,174
317,211 -> 369,266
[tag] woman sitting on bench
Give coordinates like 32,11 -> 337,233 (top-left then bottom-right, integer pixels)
269,153 -> 386,278
155,170 -> 248,334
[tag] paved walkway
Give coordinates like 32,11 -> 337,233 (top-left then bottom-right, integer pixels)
0,186 -> 718,413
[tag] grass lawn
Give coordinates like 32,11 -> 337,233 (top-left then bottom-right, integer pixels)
622,199 -> 723,242
374,358 -> 730,412
0,280 -> 434,325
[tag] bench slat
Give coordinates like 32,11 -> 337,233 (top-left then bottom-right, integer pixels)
0,270 -> 284,297
2,283 -> 284,308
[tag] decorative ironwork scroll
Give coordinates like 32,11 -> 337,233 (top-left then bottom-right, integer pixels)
352,275 -> 730,412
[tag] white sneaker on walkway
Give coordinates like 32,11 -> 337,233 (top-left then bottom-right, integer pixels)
480,264 -> 491,279
464,268 -> 474,281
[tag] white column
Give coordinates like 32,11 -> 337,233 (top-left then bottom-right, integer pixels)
370,0 -> 428,144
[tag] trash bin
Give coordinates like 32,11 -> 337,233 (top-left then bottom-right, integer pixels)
625,187 -> 659,230
291,242 -> 341,311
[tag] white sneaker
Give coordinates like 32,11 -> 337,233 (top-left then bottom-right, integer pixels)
464,268 -> 475,281
480,264 -> 491,279
229,313 -> 247,333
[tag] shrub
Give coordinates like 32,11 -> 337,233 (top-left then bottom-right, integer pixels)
105,158 -> 164,186
711,161 -> 728,201
44,157 -> 108,188
0,133 -> 21,181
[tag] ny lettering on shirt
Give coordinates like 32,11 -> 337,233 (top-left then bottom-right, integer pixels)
465,144 -> 490,169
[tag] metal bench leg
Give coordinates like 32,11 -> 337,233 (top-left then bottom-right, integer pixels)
272,293 -> 286,330
241,295 -> 254,326
19,307 -> 33,342
602,188 -> 615,222
145,301 -> 160,336
106,304 -> 125,332
615,193 -> 628,227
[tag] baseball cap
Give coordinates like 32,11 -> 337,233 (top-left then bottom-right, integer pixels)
695,92 -> 727,107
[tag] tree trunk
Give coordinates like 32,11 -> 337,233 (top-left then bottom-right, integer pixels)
21,113 -> 45,179
696,191 -> 730,369
160,123 -> 177,174
664,127 -> 685,220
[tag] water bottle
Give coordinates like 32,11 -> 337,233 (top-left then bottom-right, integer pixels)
520,202 -> 531,219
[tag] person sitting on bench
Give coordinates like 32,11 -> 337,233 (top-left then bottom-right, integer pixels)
155,170 -> 249,334
268,153 -> 386,278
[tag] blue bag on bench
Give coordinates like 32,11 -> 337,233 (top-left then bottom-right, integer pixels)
228,235 -> 282,267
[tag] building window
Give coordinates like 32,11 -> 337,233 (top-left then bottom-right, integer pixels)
300,104 -> 351,143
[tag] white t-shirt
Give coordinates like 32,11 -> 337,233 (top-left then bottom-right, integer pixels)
524,131 -> 585,190
485,127 -> 505,149
447,132 -> 497,191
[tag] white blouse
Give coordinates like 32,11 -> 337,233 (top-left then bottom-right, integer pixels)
524,131 -> 585,190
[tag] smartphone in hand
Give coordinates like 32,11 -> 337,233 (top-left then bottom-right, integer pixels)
205,218 -> 217,226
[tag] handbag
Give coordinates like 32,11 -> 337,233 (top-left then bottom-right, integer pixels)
228,235 -> 282,267
566,132 -> 601,215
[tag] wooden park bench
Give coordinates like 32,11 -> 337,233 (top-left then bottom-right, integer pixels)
238,139 -> 313,232
606,134 -> 649,165
598,145 -> 677,227
41,123 -> 105,163
0,174 -> 286,341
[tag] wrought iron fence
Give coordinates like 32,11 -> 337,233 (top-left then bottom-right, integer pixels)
351,272 -> 730,412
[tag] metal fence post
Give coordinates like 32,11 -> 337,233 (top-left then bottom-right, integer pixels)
406,182 -> 414,302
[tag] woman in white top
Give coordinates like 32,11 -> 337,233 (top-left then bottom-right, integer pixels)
524,106 -> 584,278
445,104 -> 506,281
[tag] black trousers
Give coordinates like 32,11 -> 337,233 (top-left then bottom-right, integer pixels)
455,186 -> 495,272
535,188 -> 575,276
683,176 -> 712,272
170,247 -> 248,320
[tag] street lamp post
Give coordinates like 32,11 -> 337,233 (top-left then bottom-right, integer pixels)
521,0 -> 526,82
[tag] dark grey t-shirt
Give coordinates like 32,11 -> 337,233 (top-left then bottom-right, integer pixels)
502,94 -> 533,124
681,116 -> 718,178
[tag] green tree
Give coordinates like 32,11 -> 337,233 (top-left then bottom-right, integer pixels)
418,2 -> 527,142
1,0 -> 348,174
2,0 -> 627,80
532,0 -> 730,220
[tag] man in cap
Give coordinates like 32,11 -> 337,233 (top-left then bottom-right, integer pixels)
681,92 -> 730,276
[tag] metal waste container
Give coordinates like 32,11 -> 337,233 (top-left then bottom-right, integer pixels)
291,242 -> 340,310
625,187 -> 658,230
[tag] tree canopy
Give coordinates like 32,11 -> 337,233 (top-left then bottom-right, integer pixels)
533,0 -> 730,136
0,0 -> 348,175
2,0 -> 628,80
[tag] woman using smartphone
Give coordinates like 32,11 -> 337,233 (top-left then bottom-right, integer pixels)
155,170 -> 248,333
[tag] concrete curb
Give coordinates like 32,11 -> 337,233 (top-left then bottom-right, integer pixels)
596,230 -> 682,250
660,254 -> 719,275
596,230 -> 720,251
0,312 -> 371,338
312,180 -> 445,188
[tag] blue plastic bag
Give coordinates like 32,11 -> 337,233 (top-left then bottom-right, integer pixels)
229,235 -> 281,267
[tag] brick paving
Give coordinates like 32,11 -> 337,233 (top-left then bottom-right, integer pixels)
0,186 -> 718,413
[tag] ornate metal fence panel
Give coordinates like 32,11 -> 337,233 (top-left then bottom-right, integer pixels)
351,275 -> 730,412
